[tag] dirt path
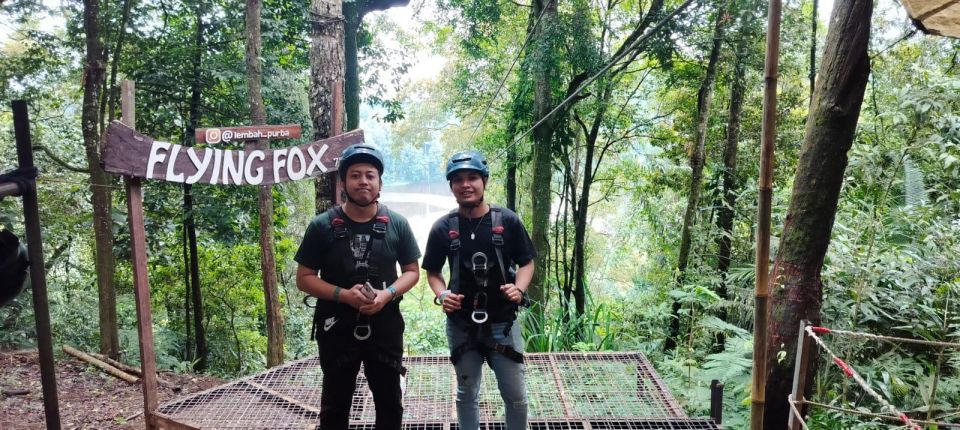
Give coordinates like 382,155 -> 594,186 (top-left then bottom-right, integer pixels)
0,349 -> 222,429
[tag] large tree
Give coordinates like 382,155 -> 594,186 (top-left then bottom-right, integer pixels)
246,0 -> 285,368
184,0 -> 208,371
763,0 -> 873,424
81,0 -> 119,359
528,0 -> 559,310
666,0 -> 728,352
309,0 -> 345,212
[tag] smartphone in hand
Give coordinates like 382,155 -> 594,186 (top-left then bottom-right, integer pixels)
360,282 -> 377,300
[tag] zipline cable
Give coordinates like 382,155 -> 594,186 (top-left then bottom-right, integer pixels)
492,0 -> 698,161
468,0 -> 557,144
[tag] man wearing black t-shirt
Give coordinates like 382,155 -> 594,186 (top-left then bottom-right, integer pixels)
295,144 -> 421,430
422,150 -> 536,430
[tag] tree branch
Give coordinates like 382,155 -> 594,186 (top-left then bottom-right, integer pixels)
33,145 -> 90,173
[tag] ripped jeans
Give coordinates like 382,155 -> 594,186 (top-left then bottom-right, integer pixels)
446,318 -> 528,430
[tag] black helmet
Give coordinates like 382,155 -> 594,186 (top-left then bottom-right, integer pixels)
445,150 -> 489,180
0,229 -> 29,308
338,144 -> 384,180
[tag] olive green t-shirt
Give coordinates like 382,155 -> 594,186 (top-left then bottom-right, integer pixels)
294,205 -> 420,288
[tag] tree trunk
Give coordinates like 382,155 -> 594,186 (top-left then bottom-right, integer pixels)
714,42 -> 747,353
82,0 -> 119,360
810,0 -> 818,101
572,87 -> 610,321
505,116 -> 518,212
246,0 -> 285,368
528,0 -> 559,312
185,4 -> 207,371
667,0 -> 727,352
343,0 -> 410,130
309,0 -> 345,213
106,0 -> 133,124
763,0 -> 871,425
182,225 -> 192,362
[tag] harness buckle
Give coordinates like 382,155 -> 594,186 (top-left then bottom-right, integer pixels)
372,222 -> 387,235
354,324 -> 372,341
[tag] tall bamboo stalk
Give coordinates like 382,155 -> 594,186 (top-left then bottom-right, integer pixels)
751,0 -> 782,426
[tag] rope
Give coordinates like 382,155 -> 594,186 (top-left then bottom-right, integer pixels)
491,0 -> 698,161
810,326 -> 960,349
787,394 -> 811,430
467,0 -> 556,144
805,325 -> 923,430
793,398 -> 960,428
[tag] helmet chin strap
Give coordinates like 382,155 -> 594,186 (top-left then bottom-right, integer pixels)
457,195 -> 484,209
345,192 -> 379,208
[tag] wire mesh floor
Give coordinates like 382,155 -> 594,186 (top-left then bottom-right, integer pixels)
155,352 -> 720,429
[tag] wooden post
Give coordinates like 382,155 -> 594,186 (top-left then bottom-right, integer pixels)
710,379 -> 723,425
12,100 -> 62,430
121,80 -> 160,428
750,0 -> 782,427
788,320 -> 814,430
332,79 -> 344,205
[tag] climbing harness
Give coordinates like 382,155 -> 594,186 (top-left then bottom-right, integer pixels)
446,205 -> 525,365
307,205 -> 391,342
470,252 -> 489,324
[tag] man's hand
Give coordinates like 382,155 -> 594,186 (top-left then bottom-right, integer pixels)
500,283 -> 524,304
359,289 -> 392,315
440,290 -> 464,314
342,284 -> 375,309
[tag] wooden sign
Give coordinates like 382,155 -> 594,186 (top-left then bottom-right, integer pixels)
195,124 -> 301,144
102,121 -> 362,186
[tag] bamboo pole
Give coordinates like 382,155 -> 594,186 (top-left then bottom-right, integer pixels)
751,0 -> 783,426
62,345 -> 139,384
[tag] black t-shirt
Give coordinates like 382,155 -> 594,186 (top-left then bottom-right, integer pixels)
422,205 -> 537,322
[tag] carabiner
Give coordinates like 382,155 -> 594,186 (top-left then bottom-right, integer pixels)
471,291 -> 489,324
471,309 -> 489,324
354,324 -> 372,341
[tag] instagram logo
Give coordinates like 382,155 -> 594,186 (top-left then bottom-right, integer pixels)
205,128 -> 222,144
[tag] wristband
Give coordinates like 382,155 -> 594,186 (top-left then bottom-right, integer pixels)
387,286 -> 398,300
333,286 -> 342,303
434,290 -> 450,306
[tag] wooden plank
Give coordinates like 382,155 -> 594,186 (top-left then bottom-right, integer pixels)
149,413 -> 200,430
102,121 -> 362,185
122,80 -> 160,429
13,99 -> 61,430
0,182 -> 20,198
195,124 -> 301,144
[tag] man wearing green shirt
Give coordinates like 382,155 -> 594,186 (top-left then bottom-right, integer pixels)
295,144 -> 421,429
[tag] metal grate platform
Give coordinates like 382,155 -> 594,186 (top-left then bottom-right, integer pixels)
155,352 -> 720,429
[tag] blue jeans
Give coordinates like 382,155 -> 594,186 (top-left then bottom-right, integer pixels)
446,319 -> 528,430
